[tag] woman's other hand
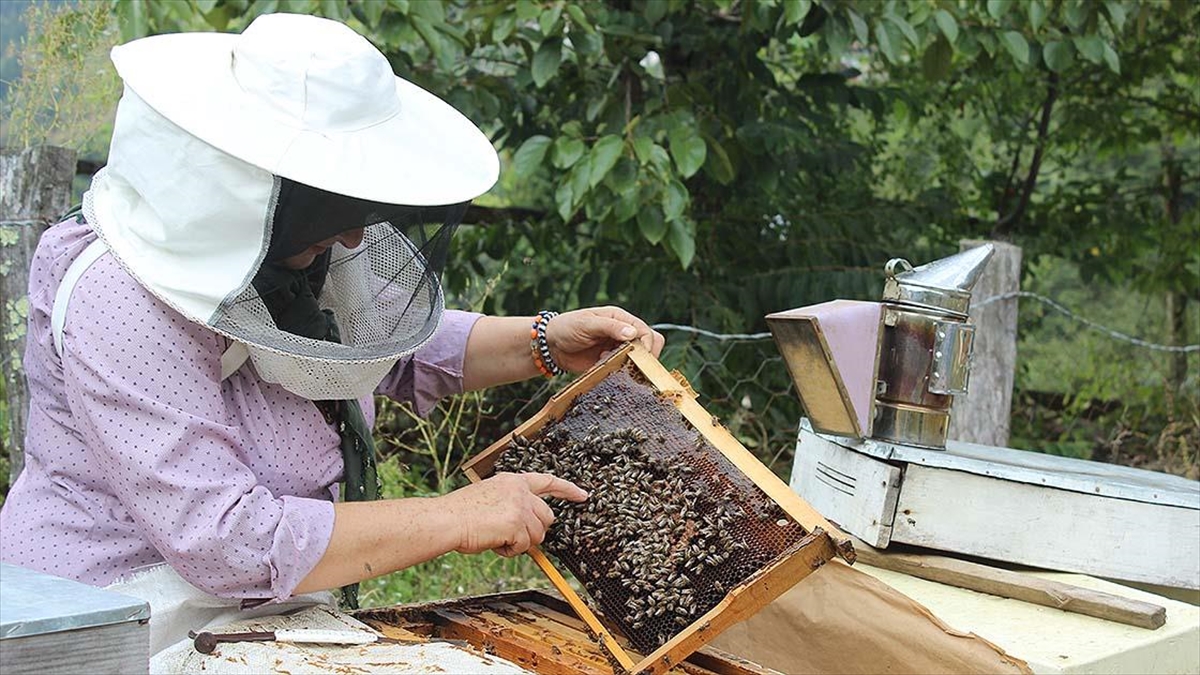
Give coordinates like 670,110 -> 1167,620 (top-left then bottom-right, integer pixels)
546,306 -> 665,373
442,472 -> 588,557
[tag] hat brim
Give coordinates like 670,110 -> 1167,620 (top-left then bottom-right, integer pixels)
110,31 -> 499,206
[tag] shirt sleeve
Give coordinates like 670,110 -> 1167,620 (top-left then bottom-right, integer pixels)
377,309 -> 483,416
60,256 -> 334,600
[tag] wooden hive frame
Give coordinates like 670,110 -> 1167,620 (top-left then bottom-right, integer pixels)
462,343 -> 854,674
355,589 -> 783,675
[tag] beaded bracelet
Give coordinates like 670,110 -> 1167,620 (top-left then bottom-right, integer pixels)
530,310 -> 563,378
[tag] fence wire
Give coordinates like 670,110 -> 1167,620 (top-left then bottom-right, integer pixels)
409,294 -> 1198,485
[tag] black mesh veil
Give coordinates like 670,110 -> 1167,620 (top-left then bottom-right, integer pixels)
209,176 -> 468,375
264,177 -> 467,265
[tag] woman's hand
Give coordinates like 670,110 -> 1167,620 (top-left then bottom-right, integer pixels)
546,306 -> 665,373
441,472 -> 589,557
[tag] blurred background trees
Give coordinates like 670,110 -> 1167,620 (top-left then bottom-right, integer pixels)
2,0 -> 1197,596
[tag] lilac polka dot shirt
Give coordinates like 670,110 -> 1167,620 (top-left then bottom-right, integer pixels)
0,217 -> 481,601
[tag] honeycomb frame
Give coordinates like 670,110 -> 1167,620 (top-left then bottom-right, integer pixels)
463,343 -> 853,674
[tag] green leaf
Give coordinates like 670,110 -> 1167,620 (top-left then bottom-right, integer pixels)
1028,0 -> 1046,31
589,135 -> 625,188
1073,35 -> 1105,64
1000,31 -> 1029,66
934,10 -> 958,45
613,190 -> 640,223
573,29 -> 603,58
554,182 -> 575,221
531,39 -> 563,88
1064,0 -> 1090,30
512,135 -> 552,179
202,3 -> 230,29
638,206 -> 667,244
357,0 -> 384,27
633,137 -> 655,165
848,10 -> 869,44
1042,40 -> 1075,72
648,144 -> 672,172
783,0 -> 813,26
515,0 -> 539,21
409,0 -> 443,22
1102,42 -> 1120,74
565,4 -> 594,33
874,21 -> 898,63
644,0 -> 668,25
887,13 -> 920,47
1103,0 -> 1126,31
552,137 -> 586,169
194,0 -> 219,12
668,129 -> 707,179
702,136 -> 735,185
411,16 -> 451,70
117,0 -> 149,42
663,181 -> 688,221
987,0 -> 1013,20
539,3 -> 563,35
665,219 -> 696,268
922,35 -> 953,81
570,159 -> 592,201
605,158 -> 639,194
492,11 -> 517,42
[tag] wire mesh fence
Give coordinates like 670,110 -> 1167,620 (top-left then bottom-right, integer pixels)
374,293 -> 1199,493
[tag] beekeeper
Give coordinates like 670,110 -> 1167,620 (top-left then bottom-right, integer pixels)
0,11 -> 664,659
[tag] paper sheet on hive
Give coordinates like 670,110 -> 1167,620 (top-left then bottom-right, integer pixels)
710,562 -> 1030,675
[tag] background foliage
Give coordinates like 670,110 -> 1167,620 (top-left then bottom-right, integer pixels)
2,0 -> 1197,598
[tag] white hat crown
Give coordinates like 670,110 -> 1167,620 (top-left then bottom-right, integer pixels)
89,12 -> 499,399
232,13 -> 400,132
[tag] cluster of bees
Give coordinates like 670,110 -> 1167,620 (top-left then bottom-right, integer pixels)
491,376 -> 798,653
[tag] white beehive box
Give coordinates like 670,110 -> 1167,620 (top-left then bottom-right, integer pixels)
790,420 -> 1200,590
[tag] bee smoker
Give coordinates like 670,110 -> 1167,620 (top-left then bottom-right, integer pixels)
766,245 -> 994,449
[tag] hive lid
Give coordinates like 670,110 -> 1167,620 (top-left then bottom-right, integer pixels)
881,244 -> 994,317
0,563 -> 150,639
765,300 -> 883,440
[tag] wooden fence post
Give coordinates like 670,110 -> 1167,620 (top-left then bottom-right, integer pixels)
948,239 -> 1022,448
1,146 -> 76,485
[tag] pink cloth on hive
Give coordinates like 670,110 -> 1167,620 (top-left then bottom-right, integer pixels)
0,216 -> 481,601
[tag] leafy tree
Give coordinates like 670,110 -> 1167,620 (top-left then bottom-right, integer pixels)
7,0 -> 1193,473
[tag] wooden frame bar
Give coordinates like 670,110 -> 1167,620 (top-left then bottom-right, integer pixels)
461,343 -> 849,673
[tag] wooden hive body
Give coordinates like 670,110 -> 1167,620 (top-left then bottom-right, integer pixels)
792,419 -> 1200,590
462,344 -> 852,674
355,589 -> 780,675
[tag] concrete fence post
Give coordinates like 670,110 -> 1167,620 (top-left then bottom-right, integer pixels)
949,239 -> 1022,448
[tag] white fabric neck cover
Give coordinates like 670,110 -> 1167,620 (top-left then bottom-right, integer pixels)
88,88 -> 273,324
83,90 -> 417,400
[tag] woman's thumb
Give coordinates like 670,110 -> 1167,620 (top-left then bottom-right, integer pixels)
598,316 -> 637,340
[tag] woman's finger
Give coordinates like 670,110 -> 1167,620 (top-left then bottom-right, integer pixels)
532,497 -> 556,529
523,472 -> 589,502
498,528 -> 531,557
646,329 -> 665,357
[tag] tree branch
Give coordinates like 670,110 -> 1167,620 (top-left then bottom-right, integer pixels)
993,71 -> 1059,238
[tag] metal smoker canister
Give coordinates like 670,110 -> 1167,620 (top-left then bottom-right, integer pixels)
873,245 -> 994,449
